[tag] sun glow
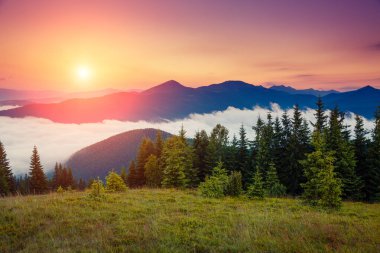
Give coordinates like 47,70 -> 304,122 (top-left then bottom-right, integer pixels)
76,66 -> 91,81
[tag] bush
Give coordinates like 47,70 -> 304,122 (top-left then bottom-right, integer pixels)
105,171 -> 128,193
267,182 -> 287,197
226,171 -> 243,197
89,178 -> 105,198
57,186 -> 64,194
198,162 -> 228,198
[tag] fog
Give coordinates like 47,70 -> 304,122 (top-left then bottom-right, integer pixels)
0,104 -> 374,175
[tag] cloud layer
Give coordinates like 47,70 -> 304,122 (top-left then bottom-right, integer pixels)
0,104 -> 375,176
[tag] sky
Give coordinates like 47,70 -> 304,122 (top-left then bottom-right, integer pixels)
0,0 -> 380,91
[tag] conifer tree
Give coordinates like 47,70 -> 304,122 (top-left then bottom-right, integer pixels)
366,106 -> 380,202
161,136 -> 191,188
225,134 -> 239,173
135,138 -> 155,187
312,97 -> 328,133
354,114 -> 369,191
120,166 -> 128,184
237,124 -> 250,186
29,146 -> 48,194
302,133 -> 331,204
127,161 -> 138,188
247,169 -> 265,199
193,130 -> 210,181
144,154 -> 162,187
78,178 -> 86,191
205,124 -> 229,173
154,130 -> 164,158
0,141 -> 14,196
285,104 -> 309,195
327,107 -> 362,199
253,114 -> 274,180
265,162 -> 286,197
198,162 -> 229,198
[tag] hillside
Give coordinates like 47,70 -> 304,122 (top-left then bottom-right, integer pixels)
1,189 -> 379,253
1,80 -> 379,122
66,128 -> 172,180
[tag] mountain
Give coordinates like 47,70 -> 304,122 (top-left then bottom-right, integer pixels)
65,128 -> 172,180
323,85 -> 380,117
0,81 -> 379,121
270,85 -> 339,96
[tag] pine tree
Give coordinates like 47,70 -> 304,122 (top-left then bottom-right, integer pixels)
205,124 -> 229,173
301,132 -> 342,209
29,146 -> 48,194
120,166 -> 128,184
366,106 -> 380,202
127,161 -> 138,188
198,162 -> 229,198
225,134 -> 239,173
144,154 -> 162,187
135,138 -> 155,187
312,97 -> 328,133
193,130 -> 210,181
265,162 -> 286,197
247,169 -> 265,199
52,162 -> 59,189
154,130 -> 164,158
78,178 -> 86,191
161,136 -> 190,188
253,114 -> 274,180
327,106 -> 362,199
0,141 -> 14,196
238,124 -> 250,187
354,114 -> 368,186
285,104 -> 309,195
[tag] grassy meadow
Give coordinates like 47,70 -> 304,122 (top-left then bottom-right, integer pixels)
1,189 -> 380,253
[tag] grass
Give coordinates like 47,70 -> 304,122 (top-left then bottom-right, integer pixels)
1,189 -> 380,253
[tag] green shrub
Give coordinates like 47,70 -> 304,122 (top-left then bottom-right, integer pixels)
89,178 -> 105,198
57,186 -> 64,194
105,171 -> 128,193
198,162 -> 228,198
267,182 -> 287,197
226,171 -> 243,197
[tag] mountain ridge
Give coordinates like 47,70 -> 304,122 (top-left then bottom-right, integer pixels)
0,80 -> 379,121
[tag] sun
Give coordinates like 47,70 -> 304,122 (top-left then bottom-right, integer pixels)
76,66 -> 91,81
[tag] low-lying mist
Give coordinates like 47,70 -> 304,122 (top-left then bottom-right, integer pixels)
0,104 -> 375,175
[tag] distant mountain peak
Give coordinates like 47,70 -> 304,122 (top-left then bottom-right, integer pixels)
159,80 -> 184,87
358,85 -> 376,91
144,80 -> 190,93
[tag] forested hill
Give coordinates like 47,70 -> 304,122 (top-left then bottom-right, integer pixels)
66,128 -> 172,180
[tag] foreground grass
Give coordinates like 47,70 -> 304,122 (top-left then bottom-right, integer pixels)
1,189 -> 380,253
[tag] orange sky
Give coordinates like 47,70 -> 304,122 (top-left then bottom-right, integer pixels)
0,0 -> 380,91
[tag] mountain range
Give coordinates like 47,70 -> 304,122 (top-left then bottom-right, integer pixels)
66,128 -> 172,180
269,85 -> 339,96
0,81 -> 379,121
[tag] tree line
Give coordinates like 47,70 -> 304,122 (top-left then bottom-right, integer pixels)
123,98 -> 380,205
0,145 -> 86,196
1,98 -> 379,206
